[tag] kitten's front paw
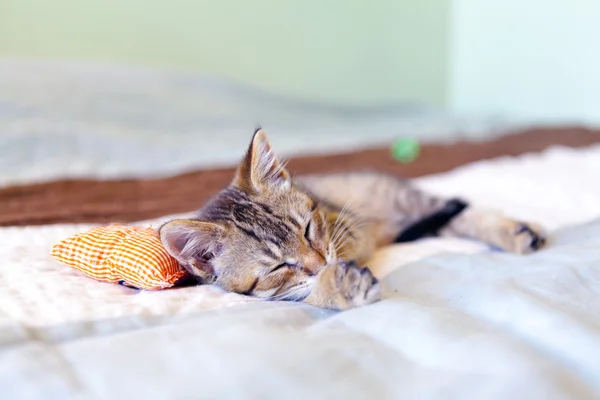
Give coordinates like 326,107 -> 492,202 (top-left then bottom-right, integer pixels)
501,220 -> 547,254
303,260 -> 381,310
333,260 -> 381,308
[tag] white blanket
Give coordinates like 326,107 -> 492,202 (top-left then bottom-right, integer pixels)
1,145 -> 600,399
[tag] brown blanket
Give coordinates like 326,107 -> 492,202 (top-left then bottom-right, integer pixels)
2,126 -> 599,227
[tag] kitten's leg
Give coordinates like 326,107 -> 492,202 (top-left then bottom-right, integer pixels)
300,172 -> 547,254
439,208 -> 547,254
390,185 -> 547,253
389,187 -> 547,253
303,260 -> 381,310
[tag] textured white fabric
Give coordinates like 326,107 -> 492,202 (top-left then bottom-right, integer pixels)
1,145 -> 600,399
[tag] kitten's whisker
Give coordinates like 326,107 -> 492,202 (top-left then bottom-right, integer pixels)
331,203 -> 356,247
330,199 -> 353,244
335,232 -> 361,253
333,220 -> 369,252
332,223 -> 349,249
333,222 -> 355,250
332,213 -> 365,245
335,197 -> 354,222
331,220 -> 346,247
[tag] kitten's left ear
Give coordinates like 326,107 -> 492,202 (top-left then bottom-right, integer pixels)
159,219 -> 226,283
233,128 -> 291,192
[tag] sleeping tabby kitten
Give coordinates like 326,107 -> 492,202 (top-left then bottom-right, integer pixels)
159,129 -> 546,310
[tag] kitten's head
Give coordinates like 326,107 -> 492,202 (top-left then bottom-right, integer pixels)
159,129 -> 336,300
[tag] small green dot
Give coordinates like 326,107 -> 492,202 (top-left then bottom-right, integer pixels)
392,138 -> 420,163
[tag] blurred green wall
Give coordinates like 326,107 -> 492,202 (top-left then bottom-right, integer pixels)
0,0 -> 449,107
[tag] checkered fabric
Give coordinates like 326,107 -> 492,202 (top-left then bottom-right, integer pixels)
51,225 -> 187,290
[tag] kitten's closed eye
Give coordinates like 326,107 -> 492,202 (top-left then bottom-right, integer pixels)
304,221 -> 311,241
270,262 -> 296,274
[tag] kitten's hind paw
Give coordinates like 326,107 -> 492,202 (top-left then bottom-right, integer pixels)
502,220 -> 547,254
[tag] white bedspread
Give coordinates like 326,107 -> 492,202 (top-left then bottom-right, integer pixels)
1,145 -> 600,400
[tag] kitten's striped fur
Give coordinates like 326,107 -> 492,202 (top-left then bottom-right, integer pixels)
160,129 -> 546,310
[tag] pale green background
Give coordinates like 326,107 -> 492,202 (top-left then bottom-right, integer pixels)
0,0 -> 450,107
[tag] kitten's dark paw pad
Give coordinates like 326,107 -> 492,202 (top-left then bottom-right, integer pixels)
515,223 -> 546,250
508,221 -> 547,254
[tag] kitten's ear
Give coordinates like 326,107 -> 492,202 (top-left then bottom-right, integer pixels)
159,219 -> 226,282
233,128 -> 291,192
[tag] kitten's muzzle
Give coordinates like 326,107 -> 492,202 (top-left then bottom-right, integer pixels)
297,249 -> 327,276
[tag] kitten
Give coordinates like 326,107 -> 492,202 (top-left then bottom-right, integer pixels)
159,129 -> 546,310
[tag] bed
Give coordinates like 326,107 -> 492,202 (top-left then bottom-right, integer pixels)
1,61 -> 600,399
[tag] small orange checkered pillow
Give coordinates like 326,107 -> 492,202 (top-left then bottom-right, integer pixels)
51,225 -> 188,290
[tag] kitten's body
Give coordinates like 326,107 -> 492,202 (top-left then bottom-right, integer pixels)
160,130 -> 546,310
